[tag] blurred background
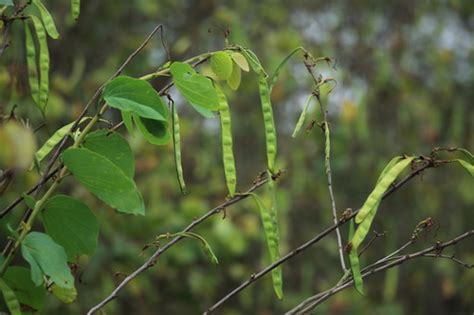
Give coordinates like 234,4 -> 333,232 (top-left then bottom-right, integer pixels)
1,0 -> 473,314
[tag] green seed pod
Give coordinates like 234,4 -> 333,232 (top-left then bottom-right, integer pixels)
216,85 -> 237,197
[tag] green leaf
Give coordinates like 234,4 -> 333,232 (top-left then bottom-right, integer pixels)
21,232 -> 74,288
121,111 -> 135,136
22,193 -> 37,209
83,130 -> 135,178
170,62 -> 219,114
134,114 -> 171,145
230,52 -> 249,72
188,105 -> 215,118
3,266 -> 46,312
210,51 -> 233,80
0,0 -> 14,6
62,148 -> 145,215
51,284 -> 77,304
103,76 -> 168,121
32,0 -> 59,39
0,278 -> 21,315
42,195 -> 98,260
238,47 -> 264,74
226,61 -> 241,91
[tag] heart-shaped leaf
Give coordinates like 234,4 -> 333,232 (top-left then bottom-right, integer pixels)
62,148 -> 145,215
42,195 -> 99,260
170,62 -> 219,114
21,232 -> 74,288
103,76 -> 168,121
83,130 -> 135,178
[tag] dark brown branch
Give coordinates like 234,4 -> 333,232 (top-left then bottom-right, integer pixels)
288,230 -> 474,314
203,159 -> 434,314
86,171 -> 283,315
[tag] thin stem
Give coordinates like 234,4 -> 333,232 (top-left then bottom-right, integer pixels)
139,52 -> 213,81
0,25 -> 163,219
288,230 -> 474,314
203,159 -> 434,314
316,95 -> 346,272
0,24 -> 163,276
86,171 -> 282,315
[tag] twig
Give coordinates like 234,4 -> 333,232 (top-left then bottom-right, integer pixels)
420,254 -> 473,269
316,94 -> 346,272
0,24 -> 166,278
289,234 -> 416,314
0,24 -> 164,219
38,24 -> 165,191
0,166 -> 60,218
203,159 -> 434,314
288,230 -> 474,314
86,171 -> 284,315
358,230 -> 387,257
0,2 -> 28,58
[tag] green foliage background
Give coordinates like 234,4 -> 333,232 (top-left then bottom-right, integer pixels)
1,0 -> 473,314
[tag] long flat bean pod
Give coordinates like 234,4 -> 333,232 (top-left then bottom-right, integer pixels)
355,156 -> 415,224
268,46 -> 306,91
156,232 -> 218,265
32,0 -> 59,39
0,279 -> 21,315
171,103 -> 186,194
249,189 -> 283,299
33,117 -> 89,167
258,73 -> 277,173
348,219 -> 364,295
30,15 -> 50,113
216,85 -> 236,197
324,122 -> 331,175
291,94 -> 313,138
375,156 -> 403,185
238,46 -> 277,173
71,0 -> 80,20
24,21 -> 39,105
351,200 -> 379,251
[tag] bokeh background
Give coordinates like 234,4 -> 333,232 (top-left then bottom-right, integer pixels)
1,0 -> 473,314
